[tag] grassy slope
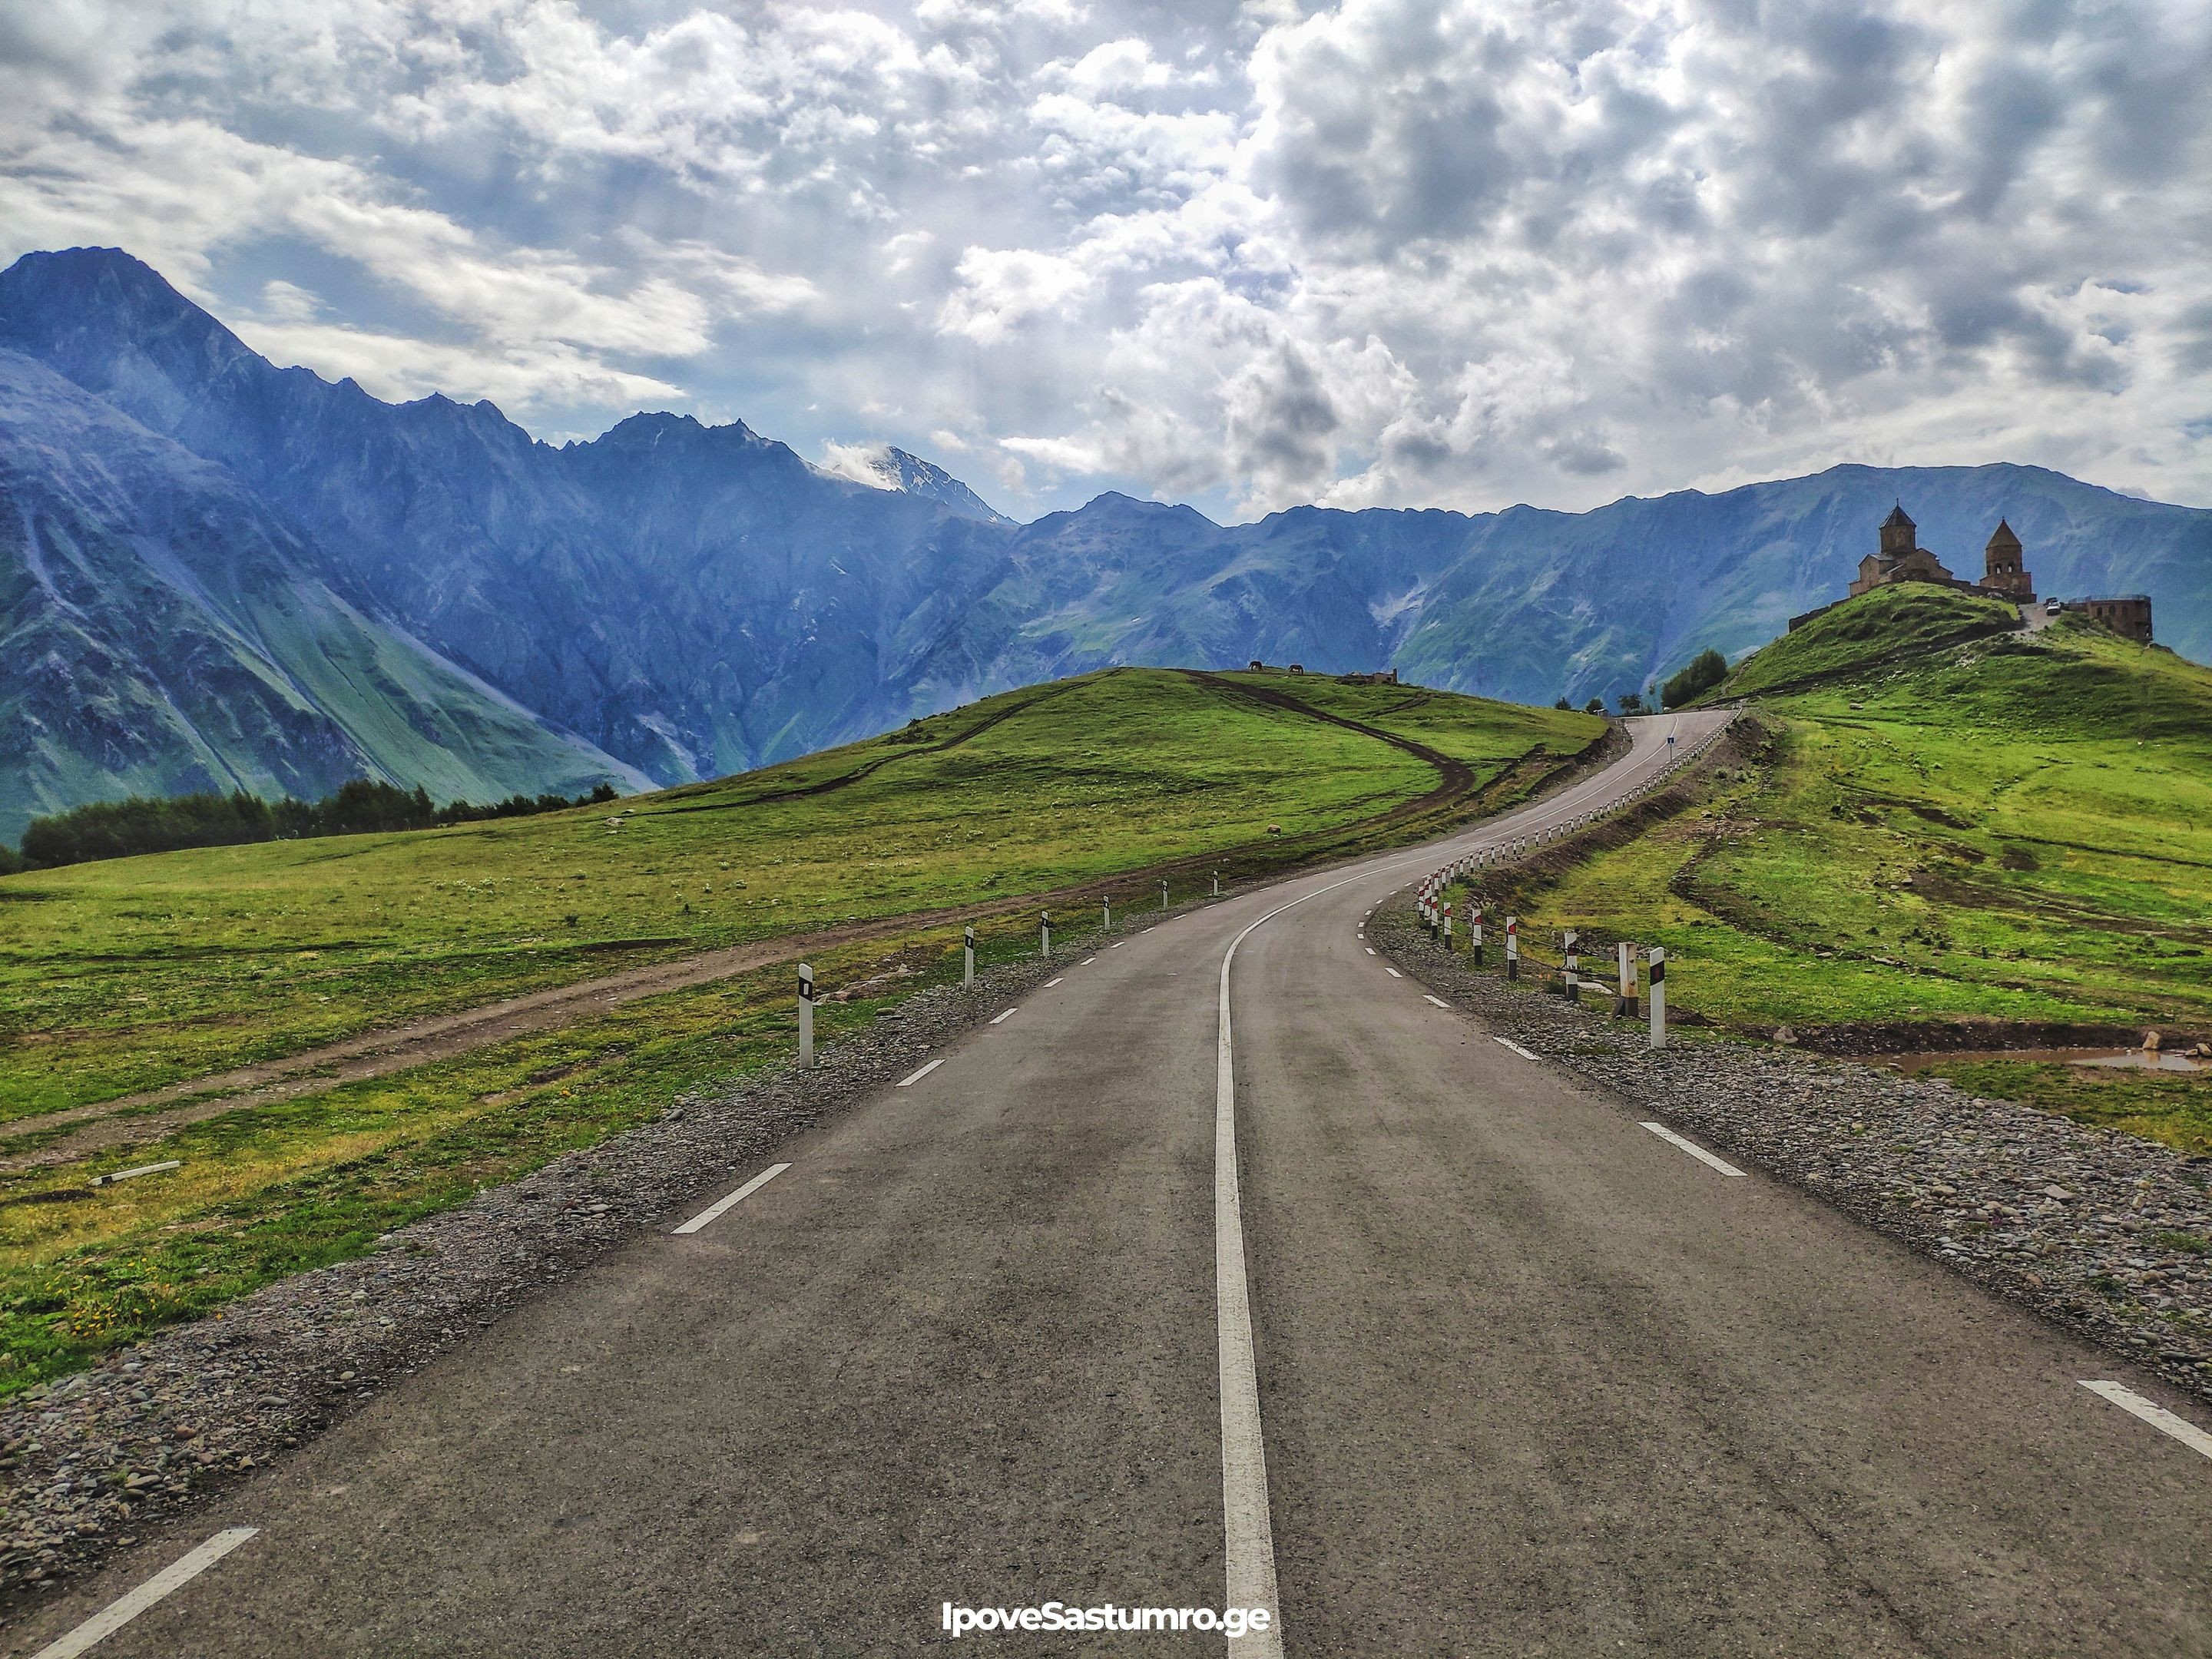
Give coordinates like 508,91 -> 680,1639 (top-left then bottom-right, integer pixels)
2,669 -> 1594,1118
1452,588 -> 2212,1146
0,669 -> 1599,1390
1716,583 -> 2021,696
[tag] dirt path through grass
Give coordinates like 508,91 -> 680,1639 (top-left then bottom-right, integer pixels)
5,678 -> 1555,1171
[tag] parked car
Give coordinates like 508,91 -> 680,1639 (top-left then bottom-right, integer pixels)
2045,598 -> 2064,613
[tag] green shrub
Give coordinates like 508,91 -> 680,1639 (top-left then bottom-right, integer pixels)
1662,647 -> 1728,708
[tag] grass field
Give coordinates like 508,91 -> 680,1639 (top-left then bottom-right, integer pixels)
1447,589 -> 2212,1148
0,667 -> 1599,1390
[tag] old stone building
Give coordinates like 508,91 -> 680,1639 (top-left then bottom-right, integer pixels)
2080,595 -> 2154,642
1979,519 -> 2035,599
1790,503 -> 2158,644
1845,505 -> 2035,603
1848,505 -> 1959,594
1791,503 -> 2043,631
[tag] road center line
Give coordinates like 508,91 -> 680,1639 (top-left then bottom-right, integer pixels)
1640,1122 -> 1745,1178
1494,1037 -> 1540,1061
1423,995 -> 1449,1008
1212,872 -> 1379,1658
2081,1380 -> 2212,1459
896,1058 -> 943,1088
990,1008 -> 1018,1025
30,1527 -> 259,1659
672,1164 -> 790,1235
1188,725 -> 1707,1653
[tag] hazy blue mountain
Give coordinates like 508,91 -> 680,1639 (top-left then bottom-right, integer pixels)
0,345 -> 647,843
2,246 -> 2206,836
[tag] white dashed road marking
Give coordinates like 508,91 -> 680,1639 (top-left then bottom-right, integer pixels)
1494,1038 -> 1540,1061
1423,995 -> 1449,1008
1640,1123 -> 1745,1178
990,1008 -> 1018,1025
896,1058 -> 943,1088
674,1164 -> 790,1235
1384,967 -> 1402,979
2081,1381 -> 2212,1460
1044,977 -> 1063,988
31,1528 -> 260,1659
1364,947 -> 1375,956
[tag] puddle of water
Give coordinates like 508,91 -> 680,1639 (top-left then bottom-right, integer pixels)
1888,1046 -> 2206,1075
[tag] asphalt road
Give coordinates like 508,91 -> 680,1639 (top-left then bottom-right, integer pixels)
18,711 -> 2212,1657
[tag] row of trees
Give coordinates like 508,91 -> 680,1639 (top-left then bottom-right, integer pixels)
5,777 -> 622,872
1551,647 -> 1729,717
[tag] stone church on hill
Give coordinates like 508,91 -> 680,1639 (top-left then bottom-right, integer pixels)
1847,503 -> 2035,602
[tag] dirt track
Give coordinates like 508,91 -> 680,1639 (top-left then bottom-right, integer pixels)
5,683 -> 1587,1171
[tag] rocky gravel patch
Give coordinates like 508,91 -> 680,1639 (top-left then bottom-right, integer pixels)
1373,902 -> 2212,1406
0,942 -> 1084,1618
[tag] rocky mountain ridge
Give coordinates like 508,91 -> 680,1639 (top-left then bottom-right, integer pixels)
3,246 -> 2206,841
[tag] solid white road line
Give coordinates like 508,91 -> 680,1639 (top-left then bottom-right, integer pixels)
1640,1122 -> 1745,1178
1384,967 -> 1402,979
31,1527 -> 259,1659
1494,1037 -> 1540,1061
1210,869 -> 1384,1657
672,1164 -> 790,1235
990,1008 -> 1018,1025
1044,977 -> 1064,988
2081,1381 -> 2212,1460
1423,995 -> 1449,1008
896,1058 -> 944,1088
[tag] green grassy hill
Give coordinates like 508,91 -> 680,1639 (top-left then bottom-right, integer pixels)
0,668 -> 1598,1390
1714,584 -> 2023,697
1454,587 -> 2212,1147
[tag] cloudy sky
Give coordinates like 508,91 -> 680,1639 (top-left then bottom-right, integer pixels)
3,0 -> 2208,520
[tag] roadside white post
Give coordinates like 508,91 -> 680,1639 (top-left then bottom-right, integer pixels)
1041,912 -> 1052,958
1563,928 -> 1580,1003
1442,899 -> 1454,951
798,962 -> 816,1068
1161,877 -> 1169,912
1618,940 -> 1634,1015
1647,946 -> 1667,1048
1103,896 -> 1112,929
1212,869 -> 1220,897
1472,908 -> 1484,965
963,925 -> 975,987
1505,915 -> 1519,981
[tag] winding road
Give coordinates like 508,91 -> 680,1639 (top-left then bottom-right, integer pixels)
18,711 -> 2212,1657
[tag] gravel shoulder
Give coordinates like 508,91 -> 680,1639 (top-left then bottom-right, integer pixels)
1372,901 -> 2212,1408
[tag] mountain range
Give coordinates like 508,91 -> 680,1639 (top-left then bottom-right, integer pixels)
3,247 -> 2207,844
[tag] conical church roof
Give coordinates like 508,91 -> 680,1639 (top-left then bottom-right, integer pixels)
1883,502 -> 1915,530
1985,518 -> 2022,550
